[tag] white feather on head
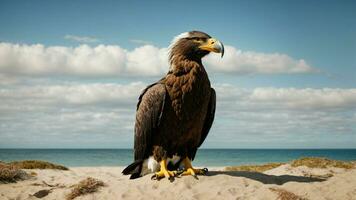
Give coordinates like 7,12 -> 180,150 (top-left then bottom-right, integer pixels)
169,32 -> 190,48
168,32 -> 190,51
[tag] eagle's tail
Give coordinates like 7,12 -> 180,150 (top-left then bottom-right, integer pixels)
122,160 -> 143,179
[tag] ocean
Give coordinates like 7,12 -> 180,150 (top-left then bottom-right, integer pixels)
0,149 -> 355,167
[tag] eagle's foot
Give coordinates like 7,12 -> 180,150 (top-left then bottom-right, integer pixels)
151,159 -> 177,181
180,167 -> 208,179
179,157 -> 208,179
152,169 -> 177,180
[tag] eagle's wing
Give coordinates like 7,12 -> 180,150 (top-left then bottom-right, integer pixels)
134,82 -> 166,161
191,88 -> 216,160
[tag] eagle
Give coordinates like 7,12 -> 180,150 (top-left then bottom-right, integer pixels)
122,31 -> 224,180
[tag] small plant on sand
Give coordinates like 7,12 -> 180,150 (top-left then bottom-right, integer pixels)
291,157 -> 354,169
270,188 -> 308,200
66,177 -> 105,200
0,163 -> 29,183
225,162 -> 284,172
9,160 -> 69,170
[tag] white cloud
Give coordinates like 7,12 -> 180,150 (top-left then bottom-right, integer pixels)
130,39 -> 153,45
0,42 -> 316,78
0,74 -> 18,85
214,85 -> 356,114
1,82 -> 355,113
249,88 -> 356,110
206,85 -> 356,148
0,43 -> 126,76
64,35 -> 99,43
204,45 -> 316,74
126,46 -> 168,76
0,82 -> 146,106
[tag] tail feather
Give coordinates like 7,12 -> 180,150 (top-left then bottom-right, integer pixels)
122,160 -> 143,179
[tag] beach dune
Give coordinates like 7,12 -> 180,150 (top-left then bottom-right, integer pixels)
1,160 -> 356,200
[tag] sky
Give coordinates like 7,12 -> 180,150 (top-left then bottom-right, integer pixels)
0,0 -> 355,148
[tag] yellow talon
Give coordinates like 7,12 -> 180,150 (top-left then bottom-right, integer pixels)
155,169 -> 176,178
180,157 -> 208,178
151,159 -> 177,181
181,168 -> 195,176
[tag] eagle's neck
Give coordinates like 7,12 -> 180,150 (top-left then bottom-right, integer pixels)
168,54 -> 203,75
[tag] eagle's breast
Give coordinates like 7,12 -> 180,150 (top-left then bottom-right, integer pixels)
165,61 -> 211,140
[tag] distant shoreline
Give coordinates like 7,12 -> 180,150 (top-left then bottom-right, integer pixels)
1,149 -> 356,167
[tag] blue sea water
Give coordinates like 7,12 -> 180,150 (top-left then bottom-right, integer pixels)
0,149 -> 355,167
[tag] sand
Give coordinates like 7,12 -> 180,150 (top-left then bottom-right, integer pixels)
0,165 -> 355,200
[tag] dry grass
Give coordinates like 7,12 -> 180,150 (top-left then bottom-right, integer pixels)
66,177 -> 105,200
225,162 -> 284,172
30,171 -> 38,176
1,160 -> 67,183
0,163 -> 29,183
291,157 -> 355,169
270,188 -> 308,200
225,157 -> 355,173
9,160 -> 69,170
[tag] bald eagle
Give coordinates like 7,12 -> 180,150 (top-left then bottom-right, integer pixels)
122,31 -> 224,180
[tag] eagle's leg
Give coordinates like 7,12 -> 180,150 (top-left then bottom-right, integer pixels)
180,157 -> 208,178
152,159 -> 177,181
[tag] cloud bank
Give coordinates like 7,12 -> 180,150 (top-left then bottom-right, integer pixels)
3,82 -> 355,112
1,82 -> 355,148
0,43 -> 316,78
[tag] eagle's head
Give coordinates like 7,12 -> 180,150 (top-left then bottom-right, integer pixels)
169,31 -> 224,63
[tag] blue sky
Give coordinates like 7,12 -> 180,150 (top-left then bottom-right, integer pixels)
0,0 -> 355,148
1,0 -> 355,88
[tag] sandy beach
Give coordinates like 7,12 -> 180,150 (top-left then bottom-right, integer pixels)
1,163 -> 356,200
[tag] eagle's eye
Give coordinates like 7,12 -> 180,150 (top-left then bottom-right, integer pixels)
190,37 -> 205,44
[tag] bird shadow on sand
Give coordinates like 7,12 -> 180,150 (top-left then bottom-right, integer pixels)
206,171 -> 327,185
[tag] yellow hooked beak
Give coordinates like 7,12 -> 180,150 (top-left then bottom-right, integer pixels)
199,38 -> 224,57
